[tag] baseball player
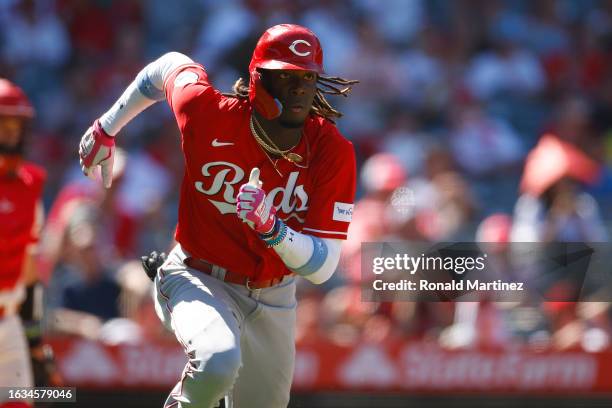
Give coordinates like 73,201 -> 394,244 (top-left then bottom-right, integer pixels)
0,79 -> 48,407
79,24 -> 357,408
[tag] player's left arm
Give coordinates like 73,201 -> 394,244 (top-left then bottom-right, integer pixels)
237,157 -> 353,284
236,137 -> 355,284
271,223 -> 342,285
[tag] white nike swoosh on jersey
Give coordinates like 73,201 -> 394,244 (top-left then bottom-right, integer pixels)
211,139 -> 234,147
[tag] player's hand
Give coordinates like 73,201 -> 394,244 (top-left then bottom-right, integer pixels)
79,119 -> 116,189
236,168 -> 277,234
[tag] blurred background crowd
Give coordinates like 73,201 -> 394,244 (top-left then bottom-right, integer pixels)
2,0 -> 612,353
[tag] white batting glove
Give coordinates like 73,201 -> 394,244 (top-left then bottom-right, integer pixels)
78,119 -> 116,189
236,168 -> 277,234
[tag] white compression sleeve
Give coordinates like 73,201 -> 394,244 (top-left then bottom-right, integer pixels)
273,223 -> 342,284
99,52 -> 193,135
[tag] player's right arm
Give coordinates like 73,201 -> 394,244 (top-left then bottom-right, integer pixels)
78,52 -> 193,188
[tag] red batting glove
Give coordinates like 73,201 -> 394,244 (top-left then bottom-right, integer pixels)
78,119 -> 116,188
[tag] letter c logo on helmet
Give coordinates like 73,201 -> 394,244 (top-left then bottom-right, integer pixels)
289,40 -> 311,57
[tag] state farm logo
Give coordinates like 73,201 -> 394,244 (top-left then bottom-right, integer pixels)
194,161 -> 309,222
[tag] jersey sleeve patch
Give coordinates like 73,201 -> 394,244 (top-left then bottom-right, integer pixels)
332,202 -> 354,222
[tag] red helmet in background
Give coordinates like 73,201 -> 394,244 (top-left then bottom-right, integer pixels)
360,153 -> 407,194
249,24 -> 324,119
0,79 -> 35,118
0,79 -> 34,176
476,213 -> 512,244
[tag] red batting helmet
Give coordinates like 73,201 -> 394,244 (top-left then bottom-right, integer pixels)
0,79 -> 35,118
249,24 -> 324,119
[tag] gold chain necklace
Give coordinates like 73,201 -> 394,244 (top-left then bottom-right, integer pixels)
251,115 -> 304,164
249,117 -> 284,177
250,119 -> 293,155
261,149 -> 284,178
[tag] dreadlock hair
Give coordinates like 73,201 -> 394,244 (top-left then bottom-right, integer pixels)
225,73 -> 359,123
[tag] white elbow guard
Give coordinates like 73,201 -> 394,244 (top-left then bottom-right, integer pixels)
295,236 -> 341,284
287,237 -> 341,284
289,235 -> 325,273
272,222 -> 342,284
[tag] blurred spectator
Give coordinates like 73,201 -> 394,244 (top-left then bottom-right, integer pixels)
526,0 -> 571,57
510,134 -> 609,353
40,146 -> 172,270
381,115 -> 431,176
465,28 -> 545,101
98,260 -> 169,345
60,230 -> 120,321
448,100 -> 524,177
447,99 -> 525,212
406,150 -> 477,241
441,214 -> 516,350
50,204 -> 121,339
143,0 -> 204,56
354,0 -> 424,46
343,153 -> 408,282
513,134 -> 606,242
396,27 -> 451,113
192,0 -> 257,77
93,24 -> 144,100
545,95 -> 602,159
0,0 -> 70,69
319,285 -> 380,346
58,1 -> 104,54
38,148 -> 128,283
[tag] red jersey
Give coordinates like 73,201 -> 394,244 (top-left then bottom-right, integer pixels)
164,64 -> 356,282
0,162 -> 46,290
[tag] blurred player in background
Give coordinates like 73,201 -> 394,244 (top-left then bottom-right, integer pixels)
0,79 -> 59,407
79,24 -> 357,408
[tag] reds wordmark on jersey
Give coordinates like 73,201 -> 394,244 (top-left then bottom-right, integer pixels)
164,64 -> 356,282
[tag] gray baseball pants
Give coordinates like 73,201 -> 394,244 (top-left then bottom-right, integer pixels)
153,245 -> 296,408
